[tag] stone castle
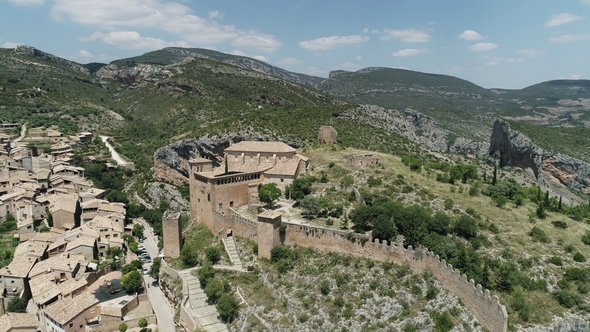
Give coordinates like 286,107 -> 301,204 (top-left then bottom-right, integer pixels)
186,140 -> 508,332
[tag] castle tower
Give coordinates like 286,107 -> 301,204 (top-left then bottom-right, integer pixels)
257,210 -> 282,259
162,211 -> 182,259
188,158 -> 213,221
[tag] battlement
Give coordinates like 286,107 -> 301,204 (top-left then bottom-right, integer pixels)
209,211 -> 507,332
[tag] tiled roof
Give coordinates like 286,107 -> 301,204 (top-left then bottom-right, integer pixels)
224,141 -> 296,153
66,236 -> 96,251
43,292 -> 98,325
265,158 -> 300,176
0,313 -> 39,332
0,255 -> 36,278
48,196 -> 78,214
14,240 -> 47,258
28,255 -> 79,279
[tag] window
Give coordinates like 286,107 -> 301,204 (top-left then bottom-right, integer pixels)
90,309 -> 95,313
76,290 -> 81,295
219,203 -> 223,208
230,201 -> 234,207
207,193 -> 210,202
280,178 -> 284,182
70,323 -> 73,328
198,198 -> 200,203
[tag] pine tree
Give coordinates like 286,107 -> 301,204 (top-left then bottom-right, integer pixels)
544,190 -> 550,208
483,170 -> 487,182
558,196 -> 562,210
492,165 -> 497,185
224,154 -> 228,174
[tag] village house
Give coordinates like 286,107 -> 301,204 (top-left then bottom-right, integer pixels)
48,196 -> 81,231
42,292 -> 98,332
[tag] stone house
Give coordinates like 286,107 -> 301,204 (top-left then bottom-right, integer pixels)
48,197 -> 81,231
42,292 -> 98,332
347,153 -> 380,168
0,255 -> 36,300
65,236 -> 97,262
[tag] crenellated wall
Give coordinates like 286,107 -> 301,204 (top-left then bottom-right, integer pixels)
212,214 -> 508,332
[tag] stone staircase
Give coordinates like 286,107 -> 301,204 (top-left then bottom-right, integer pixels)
178,270 -> 228,332
222,236 -> 243,271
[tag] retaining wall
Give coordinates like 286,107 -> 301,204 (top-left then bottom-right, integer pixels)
211,214 -> 508,332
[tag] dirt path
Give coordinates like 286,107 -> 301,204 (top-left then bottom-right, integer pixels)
100,135 -> 127,166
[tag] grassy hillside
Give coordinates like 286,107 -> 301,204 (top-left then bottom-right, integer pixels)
507,120 -> 590,163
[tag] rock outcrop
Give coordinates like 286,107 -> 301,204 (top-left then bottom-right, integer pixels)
489,119 -> 590,202
14,45 -> 90,75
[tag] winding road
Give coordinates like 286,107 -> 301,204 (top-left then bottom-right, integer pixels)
100,135 -> 127,166
10,123 -> 26,148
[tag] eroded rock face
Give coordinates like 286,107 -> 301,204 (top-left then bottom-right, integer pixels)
153,134 -> 302,185
489,119 -> 590,198
96,63 -> 172,84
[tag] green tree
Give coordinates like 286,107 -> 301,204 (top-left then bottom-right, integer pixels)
289,177 -> 312,200
454,215 -> 478,240
47,213 -> 53,227
216,293 -> 239,322
300,196 -> 319,219
205,246 -> 221,264
133,224 -> 145,238
258,183 -> 282,207
138,318 -> 148,329
204,278 -> 231,303
149,257 -> 162,280
197,261 -> 216,287
118,323 -> 128,332
180,241 -> 199,267
121,270 -> 143,294
372,215 -> 397,243
340,175 -> 354,189
492,165 -> 497,185
6,297 -> 26,313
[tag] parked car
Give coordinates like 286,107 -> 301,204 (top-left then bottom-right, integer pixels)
139,238 -> 144,243
138,245 -> 146,251
142,267 -> 149,275
140,257 -> 151,263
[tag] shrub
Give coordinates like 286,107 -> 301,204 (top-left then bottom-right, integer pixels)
6,297 -> 26,313
216,293 -> 239,322
333,295 -> 345,307
582,231 -> 590,245
548,256 -> 563,266
426,285 -> 439,300
529,226 -> 550,243
118,323 -> 128,332
138,318 -> 148,328
443,198 -> 454,211
197,261 -> 216,287
205,246 -> 222,263
553,290 -> 582,308
510,287 -> 531,322
454,215 -> 478,240
433,311 -> 454,332
491,194 -> 507,208
204,278 -> 231,303
573,252 -> 587,262
319,280 -> 330,295
121,270 -> 142,294
551,220 -> 568,229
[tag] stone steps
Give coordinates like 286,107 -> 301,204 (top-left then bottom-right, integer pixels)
223,236 -> 243,270
178,270 -> 228,332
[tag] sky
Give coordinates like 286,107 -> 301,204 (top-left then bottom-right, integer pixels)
1,0 -> 590,89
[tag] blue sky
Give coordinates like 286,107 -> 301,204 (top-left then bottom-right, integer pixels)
1,0 -> 589,89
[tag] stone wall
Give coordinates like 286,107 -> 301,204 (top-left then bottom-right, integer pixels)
211,213 -> 508,332
282,223 -> 507,332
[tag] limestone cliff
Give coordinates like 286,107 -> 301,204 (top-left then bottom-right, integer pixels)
489,119 -> 590,199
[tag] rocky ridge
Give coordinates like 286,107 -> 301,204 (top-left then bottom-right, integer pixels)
339,105 -> 490,156
489,119 -> 590,203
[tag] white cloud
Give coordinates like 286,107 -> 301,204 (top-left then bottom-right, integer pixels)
355,56 -> 362,61
6,0 -> 44,6
253,55 -> 269,62
363,28 -> 369,34
82,31 -> 188,50
75,49 -> 112,62
516,49 -> 544,57
50,0 -> 281,52
278,57 -> 303,65
231,31 -> 281,52
583,0 -> 590,4
381,28 -> 430,42
392,48 -> 427,57
468,42 -> 498,51
208,11 -> 224,19
570,74 -> 581,79
1,42 -> 20,48
458,30 -> 484,41
299,35 -> 369,51
229,50 -> 246,56
544,13 -> 583,27
549,34 -> 590,43
483,56 -> 524,66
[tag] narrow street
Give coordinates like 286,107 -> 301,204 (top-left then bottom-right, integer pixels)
10,123 -> 26,148
139,220 -> 176,332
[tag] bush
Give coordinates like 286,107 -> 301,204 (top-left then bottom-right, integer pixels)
197,261 -> 216,287
573,252 -> 587,262
204,278 -> 231,303
138,318 -> 148,328
443,198 -> 454,211
551,220 -> 568,229
529,226 -> 550,243
216,293 -> 239,322
510,287 -> 531,322
548,256 -> 563,266
582,231 -> 590,245
432,311 -> 454,332
205,246 -> 222,263
121,270 -> 143,294
6,297 -> 26,313
491,194 -> 507,208
454,215 -> 478,239
319,280 -> 330,295
553,290 -> 582,308
118,323 -> 128,332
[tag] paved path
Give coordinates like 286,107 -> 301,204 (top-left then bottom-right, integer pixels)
178,270 -> 228,332
100,135 -> 127,166
10,123 -> 26,148
140,221 -> 176,332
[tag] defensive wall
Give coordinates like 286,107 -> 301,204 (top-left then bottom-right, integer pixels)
211,211 -> 508,332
